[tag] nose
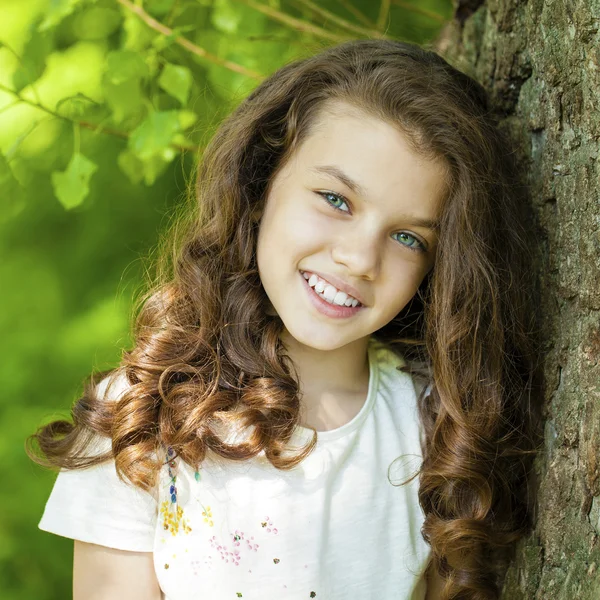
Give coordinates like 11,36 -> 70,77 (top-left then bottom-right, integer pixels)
330,226 -> 381,280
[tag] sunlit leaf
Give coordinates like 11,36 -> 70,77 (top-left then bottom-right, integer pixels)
211,0 -> 241,34
211,0 -> 266,36
55,93 -> 101,118
50,152 -> 98,209
4,122 -> 43,162
158,63 -> 192,106
0,153 -> 25,222
146,0 -> 177,17
72,6 -> 122,41
105,50 -> 149,85
12,23 -> 53,92
128,111 -> 182,161
178,110 -> 198,131
117,149 -> 143,185
38,0 -> 83,32
103,78 -> 144,125
117,149 -> 173,186
122,10 -> 156,52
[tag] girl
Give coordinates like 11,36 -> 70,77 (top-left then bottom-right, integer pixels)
28,39 -> 540,600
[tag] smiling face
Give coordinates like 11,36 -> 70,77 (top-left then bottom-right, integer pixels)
255,101 -> 448,352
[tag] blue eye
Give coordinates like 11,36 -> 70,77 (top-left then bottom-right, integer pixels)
392,232 -> 426,252
317,191 -> 427,253
319,191 -> 350,213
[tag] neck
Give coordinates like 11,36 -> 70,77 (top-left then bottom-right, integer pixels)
280,331 -> 371,397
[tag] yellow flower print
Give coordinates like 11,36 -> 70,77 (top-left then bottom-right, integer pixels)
201,504 -> 214,527
160,500 -> 192,536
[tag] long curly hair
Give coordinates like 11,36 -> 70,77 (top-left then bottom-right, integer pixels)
28,39 -> 541,599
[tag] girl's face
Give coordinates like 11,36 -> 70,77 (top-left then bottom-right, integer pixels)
256,101 -> 448,352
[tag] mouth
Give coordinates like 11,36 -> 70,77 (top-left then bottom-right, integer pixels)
299,270 -> 364,318
300,270 -> 363,307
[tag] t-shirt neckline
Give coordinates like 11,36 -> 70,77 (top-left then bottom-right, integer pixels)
293,338 -> 381,442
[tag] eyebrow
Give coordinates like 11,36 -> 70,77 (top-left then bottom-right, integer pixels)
309,164 -> 441,231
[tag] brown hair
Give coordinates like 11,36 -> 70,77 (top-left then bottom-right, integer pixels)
28,39 -> 541,599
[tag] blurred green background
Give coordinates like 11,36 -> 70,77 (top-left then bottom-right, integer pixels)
0,0 -> 451,597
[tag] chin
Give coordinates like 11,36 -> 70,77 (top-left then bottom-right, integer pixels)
281,322 -> 359,352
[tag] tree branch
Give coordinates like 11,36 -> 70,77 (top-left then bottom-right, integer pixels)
0,83 -> 200,154
233,0 -> 351,43
334,0 -> 377,28
291,0 -> 392,39
116,0 -> 265,81
392,0 -> 446,23
377,0 -> 391,31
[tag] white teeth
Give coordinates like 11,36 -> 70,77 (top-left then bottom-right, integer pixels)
301,271 -> 361,307
323,285 -> 337,302
333,291 -> 347,306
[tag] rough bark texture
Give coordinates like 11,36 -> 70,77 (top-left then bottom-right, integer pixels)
434,0 -> 600,598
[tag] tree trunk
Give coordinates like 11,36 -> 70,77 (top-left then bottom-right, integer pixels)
434,1 -> 600,598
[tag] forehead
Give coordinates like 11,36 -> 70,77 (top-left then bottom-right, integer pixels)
283,102 -> 448,215
297,102 -> 437,170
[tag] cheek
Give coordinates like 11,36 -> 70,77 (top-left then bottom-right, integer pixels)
380,265 -> 426,311
262,203 -> 329,257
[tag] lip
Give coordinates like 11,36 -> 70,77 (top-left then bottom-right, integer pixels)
299,269 -> 366,306
300,271 -> 364,319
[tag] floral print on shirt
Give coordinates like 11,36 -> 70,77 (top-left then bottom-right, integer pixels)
160,446 -> 193,535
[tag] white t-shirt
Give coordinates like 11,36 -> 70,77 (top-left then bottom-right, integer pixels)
39,338 -> 431,599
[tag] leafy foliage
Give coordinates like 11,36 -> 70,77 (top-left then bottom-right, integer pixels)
0,0 -> 451,597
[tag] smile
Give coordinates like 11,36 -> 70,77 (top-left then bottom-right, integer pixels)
298,271 -> 364,320
300,271 -> 361,307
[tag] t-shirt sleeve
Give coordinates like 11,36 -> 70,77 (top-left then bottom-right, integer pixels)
38,373 -> 158,552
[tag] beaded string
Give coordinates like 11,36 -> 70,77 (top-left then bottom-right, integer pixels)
160,446 -> 192,535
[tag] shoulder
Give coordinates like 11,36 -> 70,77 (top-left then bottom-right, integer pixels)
377,342 -> 432,395
79,370 -> 133,457
370,340 -> 432,396
94,369 -> 131,403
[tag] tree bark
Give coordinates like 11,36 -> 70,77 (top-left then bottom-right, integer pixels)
434,1 -> 600,598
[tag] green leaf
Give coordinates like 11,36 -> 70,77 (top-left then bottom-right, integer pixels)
105,50 -> 149,85
72,6 -> 122,41
50,152 -> 98,210
122,11 -> 156,52
0,154 -> 25,222
38,0 -> 83,32
178,110 -> 198,131
151,25 -> 196,52
211,0 -> 267,36
117,149 -> 173,186
211,0 -> 241,34
117,149 -> 143,185
158,63 -> 192,106
103,77 -> 144,124
146,0 -> 176,17
128,111 -> 182,161
12,24 -> 53,92
55,93 -> 101,119
198,33 -> 264,100
102,51 -> 148,123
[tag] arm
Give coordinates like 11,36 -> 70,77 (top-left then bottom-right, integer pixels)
74,541 -> 162,600
425,559 -> 445,600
